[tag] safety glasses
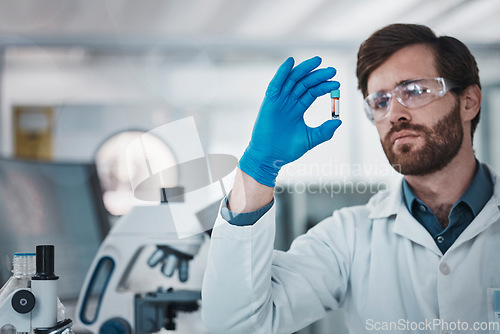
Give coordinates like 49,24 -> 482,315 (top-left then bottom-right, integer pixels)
364,77 -> 457,123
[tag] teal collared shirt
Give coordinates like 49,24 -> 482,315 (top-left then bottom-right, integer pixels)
402,162 -> 494,254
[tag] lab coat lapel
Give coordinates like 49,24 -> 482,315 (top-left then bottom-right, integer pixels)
392,204 -> 442,256
368,177 -> 442,256
449,199 -> 500,251
448,169 -> 500,251
367,178 -> 403,219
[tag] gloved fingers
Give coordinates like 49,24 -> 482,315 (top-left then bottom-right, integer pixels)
290,67 -> 337,101
297,80 -> 340,110
309,119 -> 342,148
281,56 -> 323,95
266,57 -> 295,98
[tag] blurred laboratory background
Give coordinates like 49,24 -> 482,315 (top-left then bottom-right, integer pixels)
0,0 -> 500,333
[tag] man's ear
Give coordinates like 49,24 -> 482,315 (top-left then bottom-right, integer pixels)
460,84 -> 481,121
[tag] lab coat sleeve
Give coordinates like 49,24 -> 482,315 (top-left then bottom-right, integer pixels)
202,201 -> 355,334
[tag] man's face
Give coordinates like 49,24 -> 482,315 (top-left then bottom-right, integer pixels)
381,100 -> 463,175
366,44 -> 464,176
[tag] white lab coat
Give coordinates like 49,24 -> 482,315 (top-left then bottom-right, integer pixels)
202,166 -> 500,334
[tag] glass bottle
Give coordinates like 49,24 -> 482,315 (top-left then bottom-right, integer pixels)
0,253 -> 36,301
0,253 -> 36,334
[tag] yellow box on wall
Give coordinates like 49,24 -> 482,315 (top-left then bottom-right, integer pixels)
13,106 -> 54,161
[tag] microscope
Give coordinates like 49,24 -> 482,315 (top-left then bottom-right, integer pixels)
0,245 -> 74,334
75,187 -> 212,334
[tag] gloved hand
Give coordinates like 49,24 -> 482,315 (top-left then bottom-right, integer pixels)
238,56 -> 342,187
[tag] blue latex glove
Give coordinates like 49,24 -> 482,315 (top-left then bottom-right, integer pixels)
238,56 -> 342,187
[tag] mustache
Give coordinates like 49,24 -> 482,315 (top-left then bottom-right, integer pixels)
384,122 -> 431,143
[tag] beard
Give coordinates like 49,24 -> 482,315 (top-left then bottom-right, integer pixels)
381,101 -> 463,176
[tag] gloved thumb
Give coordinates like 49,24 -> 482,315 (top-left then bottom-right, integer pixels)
309,119 -> 342,148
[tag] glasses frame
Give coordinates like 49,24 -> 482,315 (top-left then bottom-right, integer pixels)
363,77 -> 458,123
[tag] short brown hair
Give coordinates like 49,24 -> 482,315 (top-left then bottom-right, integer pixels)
356,23 -> 481,138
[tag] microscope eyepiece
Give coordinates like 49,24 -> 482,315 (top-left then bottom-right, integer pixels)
33,245 -> 59,281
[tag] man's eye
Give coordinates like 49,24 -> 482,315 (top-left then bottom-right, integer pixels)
374,98 -> 389,109
370,97 -> 389,110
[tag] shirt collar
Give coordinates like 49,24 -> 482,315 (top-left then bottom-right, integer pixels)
459,161 -> 494,216
402,161 -> 494,217
402,177 -> 418,215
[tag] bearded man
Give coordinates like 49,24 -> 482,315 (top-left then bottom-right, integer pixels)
202,24 -> 498,334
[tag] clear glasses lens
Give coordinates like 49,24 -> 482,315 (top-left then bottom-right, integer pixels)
364,78 -> 453,122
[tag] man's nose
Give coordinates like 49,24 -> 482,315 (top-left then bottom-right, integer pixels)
388,97 -> 412,124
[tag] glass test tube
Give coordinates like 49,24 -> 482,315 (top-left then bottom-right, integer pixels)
331,89 -> 340,119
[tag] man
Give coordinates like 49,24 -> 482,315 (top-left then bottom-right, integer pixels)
202,24 -> 499,334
